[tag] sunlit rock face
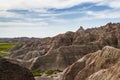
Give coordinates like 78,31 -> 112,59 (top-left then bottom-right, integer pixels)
86,63 -> 120,80
0,57 -> 35,80
61,46 -> 120,80
8,23 -> 120,71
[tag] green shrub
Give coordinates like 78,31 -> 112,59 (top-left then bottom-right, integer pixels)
32,71 -> 42,76
32,69 -> 63,76
45,69 -> 62,75
45,70 -> 54,75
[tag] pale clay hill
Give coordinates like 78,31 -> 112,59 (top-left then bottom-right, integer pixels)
2,22 -> 120,80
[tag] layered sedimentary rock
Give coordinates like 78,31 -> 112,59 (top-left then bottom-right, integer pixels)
8,23 -> 120,71
0,57 -> 35,80
87,63 -> 120,80
61,46 -> 120,80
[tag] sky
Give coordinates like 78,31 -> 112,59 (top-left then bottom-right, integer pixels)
0,0 -> 120,38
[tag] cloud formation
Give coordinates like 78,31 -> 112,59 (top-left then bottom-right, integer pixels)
0,0 -> 102,10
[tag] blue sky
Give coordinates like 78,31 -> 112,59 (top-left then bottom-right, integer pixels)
0,0 -> 120,38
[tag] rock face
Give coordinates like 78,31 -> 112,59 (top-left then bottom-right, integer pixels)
87,63 -> 120,80
0,57 -> 35,80
8,23 -> 120,71
61,46 -> 120,80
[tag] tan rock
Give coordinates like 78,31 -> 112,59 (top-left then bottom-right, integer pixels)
61,46 -> 120,80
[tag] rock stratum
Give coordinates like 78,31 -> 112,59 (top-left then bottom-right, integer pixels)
0,57 -> 35,80
8,23 -> 120,72
61,46 -> 120,80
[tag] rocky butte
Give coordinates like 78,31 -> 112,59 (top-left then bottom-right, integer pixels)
9,23 -> 120,70
0,22 -> 120,80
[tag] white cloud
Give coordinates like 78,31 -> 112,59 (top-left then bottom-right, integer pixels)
97,0 -> 120,9
38,10 -> 83,17
0,22 -> 48,27
30,9 -> 48,13
0,0 -> 103,10
85,9 -> 120,19
108,0 -> 120,8
0,10 -> 22,18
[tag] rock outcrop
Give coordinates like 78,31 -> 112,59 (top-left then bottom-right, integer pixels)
87,63 -> 120,80
61,46 -> 120,80
8,23 -> 120,71
0,57 -> 35,80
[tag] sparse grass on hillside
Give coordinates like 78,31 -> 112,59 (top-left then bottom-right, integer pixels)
0,43 -> 16,55
32,71 -> 42,76
45,70 -> 55,75
32,69 -> 62,77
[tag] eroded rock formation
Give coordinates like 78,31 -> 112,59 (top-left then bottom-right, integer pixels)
61,46 -> 120,80
8,23 -> 120,72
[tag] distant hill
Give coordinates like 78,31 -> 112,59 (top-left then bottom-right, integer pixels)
0,37 -> 40,43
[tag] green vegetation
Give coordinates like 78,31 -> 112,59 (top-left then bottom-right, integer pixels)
0,43 -> 15,51
32,69 -> 62,77
0,51 -> 10,55
45,70 -> 55,74
32,71 -> 42,76
0,43 -> 16,55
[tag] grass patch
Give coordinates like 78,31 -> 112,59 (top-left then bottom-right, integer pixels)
45,70 -> 55,75
32,71 -> 42,76
0,51 -> 10,55
32,69 -> 62,76
0,43 -> 16,55
0,43 -> 16,51
45,69 -> 62,75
